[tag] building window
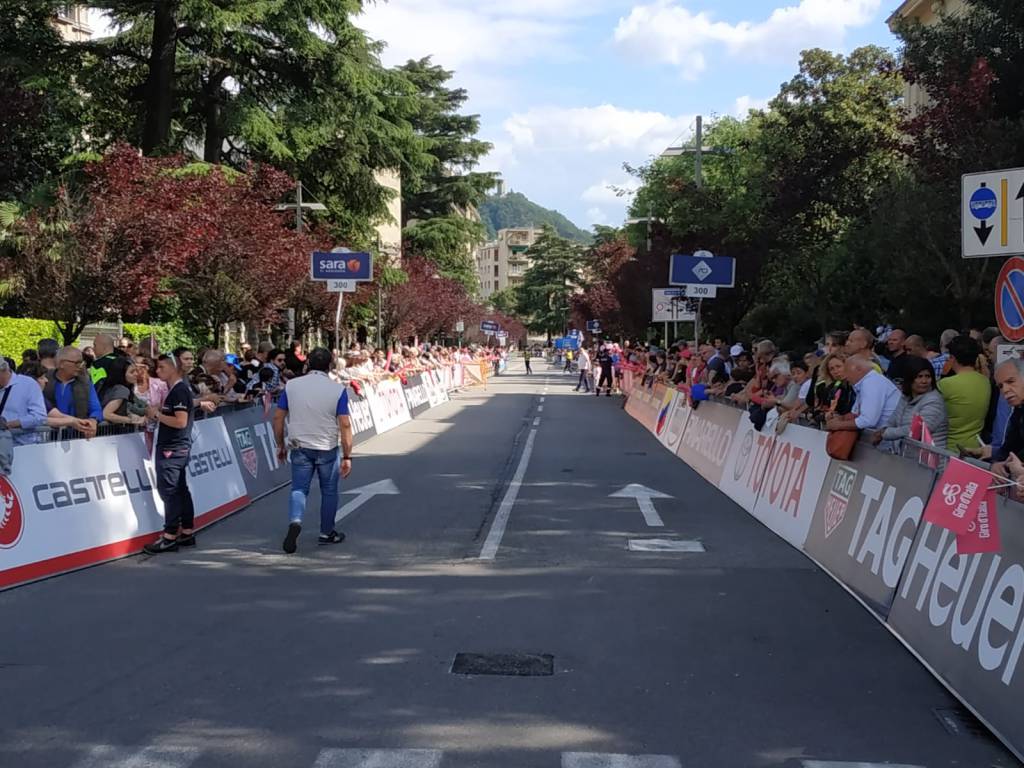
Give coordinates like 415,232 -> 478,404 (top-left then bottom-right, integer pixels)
493,265 -> 499,277
58,4 -> 75,21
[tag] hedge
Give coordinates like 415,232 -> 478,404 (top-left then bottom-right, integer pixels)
0,317 -> 191,360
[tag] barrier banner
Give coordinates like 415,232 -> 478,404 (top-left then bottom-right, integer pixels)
922,457 -> 988,535
747,423 -> 831,548
423,370 -> 448,408
675,402 -> 742,486
463,364 -> 486,387
657,392 -> 691,454
652,387 -> 679,445
347,385 -> 377,445
221,407 -> 292,500
403,374 -> 431,418
804,449 -> 936,617
365,377 -> 412,434
0,433 -> 163,589
718,412 -> 775,513
184,417 -> 251,529
887,498 -> 1024,757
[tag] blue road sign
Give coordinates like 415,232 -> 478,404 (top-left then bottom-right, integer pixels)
480,320 -> 500,333
311,251 -> 373,281
554,337 -> 579,351
669,253 -> 735,287
970,185 -> 998,220
586,320 -> 601,332
996,256 -> 1024,342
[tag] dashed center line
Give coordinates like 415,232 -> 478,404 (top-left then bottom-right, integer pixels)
539,396 -> 545,402
533,417 -> 541,426
537,405 -> 544,412
479,428 -> 538,560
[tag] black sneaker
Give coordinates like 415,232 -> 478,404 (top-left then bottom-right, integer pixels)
143,536 -> 179,554
178,533 -> 196,547
318,530 -> 346,545
283,523 -> 301,554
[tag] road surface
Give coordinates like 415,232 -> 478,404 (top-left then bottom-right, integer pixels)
0,361 -> 1017,768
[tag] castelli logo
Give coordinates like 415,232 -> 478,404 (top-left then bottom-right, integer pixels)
0,476 -> 24,548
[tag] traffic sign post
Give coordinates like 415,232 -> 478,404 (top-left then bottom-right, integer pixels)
652,289 -> 696,322
669,251 -> 735,287
963,168 -> 1024,258
311,250 -> 373,281
675,284 -> 717,298
326,279 -> 357,293
995,256 -> 1024,342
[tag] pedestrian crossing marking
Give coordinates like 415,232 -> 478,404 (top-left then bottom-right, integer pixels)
802,762 -> 927,768
562,753 -> 682,768
313,748 -> 443,768
71,745 -> 200,768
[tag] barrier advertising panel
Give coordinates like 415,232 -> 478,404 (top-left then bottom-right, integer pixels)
888,498 -> 1024,757
804,450 -> 935,617
222,407 -> 292,500
657,393 -> 691,453
652,387 -> 680,445
403,374 -> 431,418
367,378 -> 412,433
747,423 -> 831,549
718,412 -> 774,513
184,417 -> 250,528
0,433 -> 163,589
347,386 -> 377,445
675,402 -> 742,486
625,386 -> 658,433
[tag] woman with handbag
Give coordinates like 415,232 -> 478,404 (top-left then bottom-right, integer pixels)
825,357 -> 902,460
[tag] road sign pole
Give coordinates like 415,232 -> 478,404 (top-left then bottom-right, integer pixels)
695,299 -> 702,345
335,292 -> 344,353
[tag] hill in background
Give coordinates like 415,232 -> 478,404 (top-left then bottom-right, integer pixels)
478,192 -> 591,243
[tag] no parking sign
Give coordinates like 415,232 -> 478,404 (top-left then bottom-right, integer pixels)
995,256 -> 1024,342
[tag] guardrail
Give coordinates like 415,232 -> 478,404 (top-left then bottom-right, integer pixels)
620,373 -> 1024,762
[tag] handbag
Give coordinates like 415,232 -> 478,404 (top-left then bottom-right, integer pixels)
826,414 -> 859,460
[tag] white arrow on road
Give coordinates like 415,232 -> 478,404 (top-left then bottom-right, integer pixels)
609,484 -> 672,527
335,479 -> 400,523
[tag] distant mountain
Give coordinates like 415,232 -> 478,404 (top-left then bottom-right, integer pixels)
478,192 -> 591,243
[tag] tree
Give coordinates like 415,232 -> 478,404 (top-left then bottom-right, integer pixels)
570,232 -> 636,338
402,216 -> 484,292
383,256 -> 477,342
516,226 -> 585,336
488,286 -> 520,316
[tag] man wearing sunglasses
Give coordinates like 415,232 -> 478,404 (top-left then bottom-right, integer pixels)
41,347 -> 102,438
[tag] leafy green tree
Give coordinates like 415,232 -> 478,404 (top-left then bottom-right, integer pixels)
488,286 -> 520,316
516,226 -> 585,336
402,216 -> 484,293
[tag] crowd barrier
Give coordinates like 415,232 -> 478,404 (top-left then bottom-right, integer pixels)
621,378 -> 1024,761
0,365 -> 471,592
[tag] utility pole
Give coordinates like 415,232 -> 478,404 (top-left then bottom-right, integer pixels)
694,114 -> 703,190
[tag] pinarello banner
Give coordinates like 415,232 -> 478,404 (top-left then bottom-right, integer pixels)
674,402 -> 742,487
887,496 -> 1024,758
803,449 -> 936,618
402,373 -> 431,418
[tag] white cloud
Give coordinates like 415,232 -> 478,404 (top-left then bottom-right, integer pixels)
733,95 -> 771,116
614,0 -> 882,79
582,179 -> 640,204
586,207 -> 610,226
500,105 -> 695,155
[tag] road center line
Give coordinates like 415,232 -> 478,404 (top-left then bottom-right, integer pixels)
537,405 -> 544,412
539,396 -> 545,402
479,428 -> 538,560
533,417 -> 541,426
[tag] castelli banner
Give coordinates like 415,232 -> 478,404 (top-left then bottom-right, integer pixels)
675,401 -> 742,486
887,496 -> 1024,758
803,449 -> 936,618
922,457 -> 990,535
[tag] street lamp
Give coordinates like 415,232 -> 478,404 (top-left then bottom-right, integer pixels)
659,115 -> 733,189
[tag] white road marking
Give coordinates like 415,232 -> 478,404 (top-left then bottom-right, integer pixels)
537,405 -> 544,412
479,428 -> 538,560
563,753 -> 682,768
314,749 -> 443,768
609,484 -> 671,528
72,745 -> 200,768
335,479 -> 400,524
540,396 -> 545,402
802,763 -> 926,768
533,417 -> 541,426
628,539 -> 705,553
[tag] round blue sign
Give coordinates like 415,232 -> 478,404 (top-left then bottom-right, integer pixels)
970,186 -> 998,220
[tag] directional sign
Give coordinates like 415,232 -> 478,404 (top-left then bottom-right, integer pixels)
455,321 -> 465,333
996,343 -> 1024,365
480,320 -> 500,333
610,484 -> 672,527
995,256 -> 1024,342
335,479 -> 400,523
676,283 -> 717,298
495,330 -> 508,338
326,279 -> 357,293
652,288 -> 696,323
963,168 -> 1024,258
669,251 -> 735,287
311,250 -> 373,281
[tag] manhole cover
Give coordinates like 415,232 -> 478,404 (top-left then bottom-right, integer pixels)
451,652 -> 554,676
933,707 -> 994,740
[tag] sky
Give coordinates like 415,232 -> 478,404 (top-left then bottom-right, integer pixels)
90,1 -> 902,232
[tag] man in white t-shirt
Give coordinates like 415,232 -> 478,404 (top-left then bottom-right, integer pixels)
574,347 -> 592,392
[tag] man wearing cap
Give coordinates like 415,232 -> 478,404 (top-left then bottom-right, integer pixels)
595,344 -> 615,396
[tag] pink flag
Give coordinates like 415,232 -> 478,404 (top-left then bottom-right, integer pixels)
956,488 -> 1002,555
910,414 -> 924,441
922,458 -> 987,535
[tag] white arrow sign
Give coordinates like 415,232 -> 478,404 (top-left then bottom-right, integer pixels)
609,484 -> 672,527
335,479 -> 400,523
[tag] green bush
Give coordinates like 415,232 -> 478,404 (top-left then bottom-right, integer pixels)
122,322 -> 198,353
0,317 -> 61,361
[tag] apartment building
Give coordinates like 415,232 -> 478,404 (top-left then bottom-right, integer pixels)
52,4 -> 91,42
888,0 -> 967,115
475,227 -> 540,299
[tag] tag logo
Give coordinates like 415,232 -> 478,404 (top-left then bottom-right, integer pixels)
234,428 -> 258,480
824,465 -> 858,539
0,476 -> 24,548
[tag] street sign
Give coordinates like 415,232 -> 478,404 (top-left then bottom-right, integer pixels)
962,168 -> 1024,258
586,320 -> 601,332
496,330 -> 508,338
995,256 -> 1024,342
676,283 -> 718,298
326,279 -> 357,292
311,250 -> 373,281
669,251 -> 735,287
568,328 -> 583,340
480,320 -> 500,333
997,344 -> 1024,365
455,321 -> 465,333
652,288 -> 696,323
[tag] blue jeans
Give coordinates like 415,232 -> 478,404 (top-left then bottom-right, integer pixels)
289,447 -> 340,535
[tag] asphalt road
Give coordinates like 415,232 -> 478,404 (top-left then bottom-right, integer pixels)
0,361 -> 1018,768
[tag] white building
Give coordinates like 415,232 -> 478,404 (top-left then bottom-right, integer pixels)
475,227 -> 541,299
